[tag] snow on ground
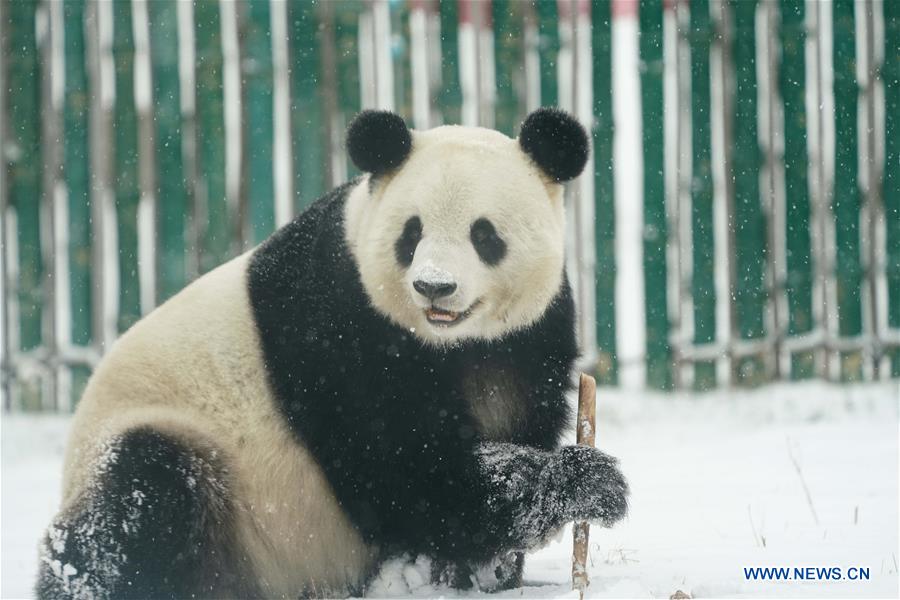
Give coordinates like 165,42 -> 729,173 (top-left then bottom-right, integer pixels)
2,382 -> 898,599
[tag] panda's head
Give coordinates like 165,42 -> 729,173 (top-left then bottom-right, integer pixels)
343,108 -> 589,345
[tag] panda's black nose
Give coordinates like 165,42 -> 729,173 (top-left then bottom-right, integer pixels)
413,280 -> 457,300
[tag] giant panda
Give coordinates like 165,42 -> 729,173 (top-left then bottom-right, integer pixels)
36,108 -> 628,599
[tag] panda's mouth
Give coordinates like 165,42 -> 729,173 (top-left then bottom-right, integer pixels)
424,300 -> 481,327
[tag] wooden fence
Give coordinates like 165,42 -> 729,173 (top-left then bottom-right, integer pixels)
1,0 -> 898,410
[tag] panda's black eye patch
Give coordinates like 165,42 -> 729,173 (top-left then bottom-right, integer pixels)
394,216 -> 422,267
470,218 -> 506,266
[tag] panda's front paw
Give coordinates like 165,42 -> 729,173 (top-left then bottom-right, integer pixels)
550,445 -> 629,527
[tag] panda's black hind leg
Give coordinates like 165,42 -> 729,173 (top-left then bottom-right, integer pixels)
36,426 -> 255,600
430,552 -> 523,592
493,551 -> 525,590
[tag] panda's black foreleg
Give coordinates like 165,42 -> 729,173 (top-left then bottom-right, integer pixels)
427,442 -> 626,591
473,441 -> 629,554
36,427 -> 254,600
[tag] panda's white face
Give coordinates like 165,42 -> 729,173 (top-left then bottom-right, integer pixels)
345,126 -> 567,345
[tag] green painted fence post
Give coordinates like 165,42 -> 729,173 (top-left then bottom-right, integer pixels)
112,0 -> 142,333
492,0 -> 521,136
241,0 -> 275,244
439,0 -> 463,125
335,1 -> 362,180
63,0 -> 93,404
148,0 -> 188,303
779,0 -> 815,379
288,0 -> 327,210
391,0 -> 412,121
0,0 -> 7,410
194,0 -> 230,271
592,0 -> 617,385
832,0 -> 863,381
5,0 -> 43,352
63,0 -> 92,348
3,0 -> 43,408
535,0 -> 559,107
639,0 -> 671,390
690,0 -> 716,390
730,0 -> 767,386
885,0 -> 900,377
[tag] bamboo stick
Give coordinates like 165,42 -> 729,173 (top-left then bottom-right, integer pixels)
572,372 -> 596,598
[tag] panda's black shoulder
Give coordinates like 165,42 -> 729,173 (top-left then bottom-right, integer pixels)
246,179 -> 371,363
248,179 -> 359,303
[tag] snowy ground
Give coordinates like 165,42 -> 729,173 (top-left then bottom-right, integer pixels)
2,382 -> 898,599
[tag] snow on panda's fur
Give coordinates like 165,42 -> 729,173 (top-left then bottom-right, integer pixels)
36,108 -> 628,599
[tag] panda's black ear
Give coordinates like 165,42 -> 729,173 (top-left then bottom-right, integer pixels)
518,108 -> 589,183
346,110 -> 412,176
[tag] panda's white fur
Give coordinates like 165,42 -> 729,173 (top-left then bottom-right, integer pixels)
59,254 -> 375,597
344,125 -> 567,345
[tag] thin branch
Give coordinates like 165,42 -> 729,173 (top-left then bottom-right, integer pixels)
786,436 -> 820,525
